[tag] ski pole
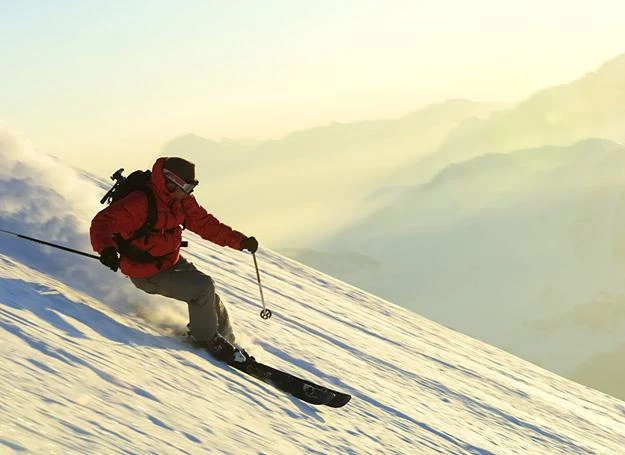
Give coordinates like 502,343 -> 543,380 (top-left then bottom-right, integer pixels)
0,228 -> 100,260
252,252 -> 272,320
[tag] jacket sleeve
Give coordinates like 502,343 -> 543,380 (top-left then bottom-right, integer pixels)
90,192 -> 149,253
182,197 -> 246,250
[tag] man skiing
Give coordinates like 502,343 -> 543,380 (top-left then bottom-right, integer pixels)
90,157 -> 258,366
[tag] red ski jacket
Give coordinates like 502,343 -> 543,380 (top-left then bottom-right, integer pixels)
90,157 -> 246,278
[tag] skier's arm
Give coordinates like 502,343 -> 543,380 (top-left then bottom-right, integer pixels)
182,197 -> 246,250
90,192 -> 149,253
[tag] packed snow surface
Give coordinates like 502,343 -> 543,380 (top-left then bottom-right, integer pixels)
1,238 -> 625,454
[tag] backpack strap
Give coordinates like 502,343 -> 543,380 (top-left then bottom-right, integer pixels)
126,187 -> 158,244
113,187 -> 164,267
112,185 -> 188,268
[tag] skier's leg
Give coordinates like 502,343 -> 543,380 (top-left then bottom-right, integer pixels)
130,256 -> 219,342
187,299 -> 218,343
215,294 -> 236,344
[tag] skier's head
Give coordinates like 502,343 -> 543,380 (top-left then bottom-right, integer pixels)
163,157 -> 198,199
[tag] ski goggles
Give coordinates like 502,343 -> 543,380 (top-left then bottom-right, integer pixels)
163,169 -> 199,194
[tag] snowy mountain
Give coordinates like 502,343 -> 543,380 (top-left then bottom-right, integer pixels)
159,53 -> 625,252
2,127 -> 625,453
162,100 -> 501,247
320,138 -> 625,401
280,52 -> 625,402
390,52 -> 625,187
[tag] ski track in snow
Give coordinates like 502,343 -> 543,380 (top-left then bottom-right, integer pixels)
1,240 -> 625,454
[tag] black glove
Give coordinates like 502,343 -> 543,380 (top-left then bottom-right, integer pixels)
99,247 -> 120,272
240,236 -> 259,254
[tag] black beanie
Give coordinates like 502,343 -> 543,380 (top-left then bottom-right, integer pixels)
164,157 -> 196,182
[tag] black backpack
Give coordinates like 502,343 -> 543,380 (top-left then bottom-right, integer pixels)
100,168 -> 159,263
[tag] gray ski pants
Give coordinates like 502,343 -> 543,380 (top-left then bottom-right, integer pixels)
130,256 -> 235,343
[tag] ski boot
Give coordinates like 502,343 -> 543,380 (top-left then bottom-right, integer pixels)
204,333 -> 255,370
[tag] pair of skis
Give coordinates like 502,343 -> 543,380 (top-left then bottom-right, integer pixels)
230,358 -> 351,408
186,339 -> 351,408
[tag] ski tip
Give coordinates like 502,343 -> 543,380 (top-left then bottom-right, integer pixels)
326,393 -> 352,408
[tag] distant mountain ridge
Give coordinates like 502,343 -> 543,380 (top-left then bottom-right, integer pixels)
319,137 -> 625,400
390,52 -> 625,186
163,99 -> 501,246
161,54 -> 625,248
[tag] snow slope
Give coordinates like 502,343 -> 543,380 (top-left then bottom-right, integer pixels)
1,130 -> 625,454
2,240 -> 625,454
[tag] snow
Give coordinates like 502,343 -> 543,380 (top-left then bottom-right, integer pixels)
2,240 -> 625,454
1,132 -> 625,453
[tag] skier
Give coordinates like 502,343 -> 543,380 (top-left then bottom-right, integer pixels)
90,157 -> 258,365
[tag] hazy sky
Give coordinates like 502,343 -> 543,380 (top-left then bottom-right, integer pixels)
2,1 -> 625,175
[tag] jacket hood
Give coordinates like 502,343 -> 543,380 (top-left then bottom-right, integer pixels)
151,157 -> 175,204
